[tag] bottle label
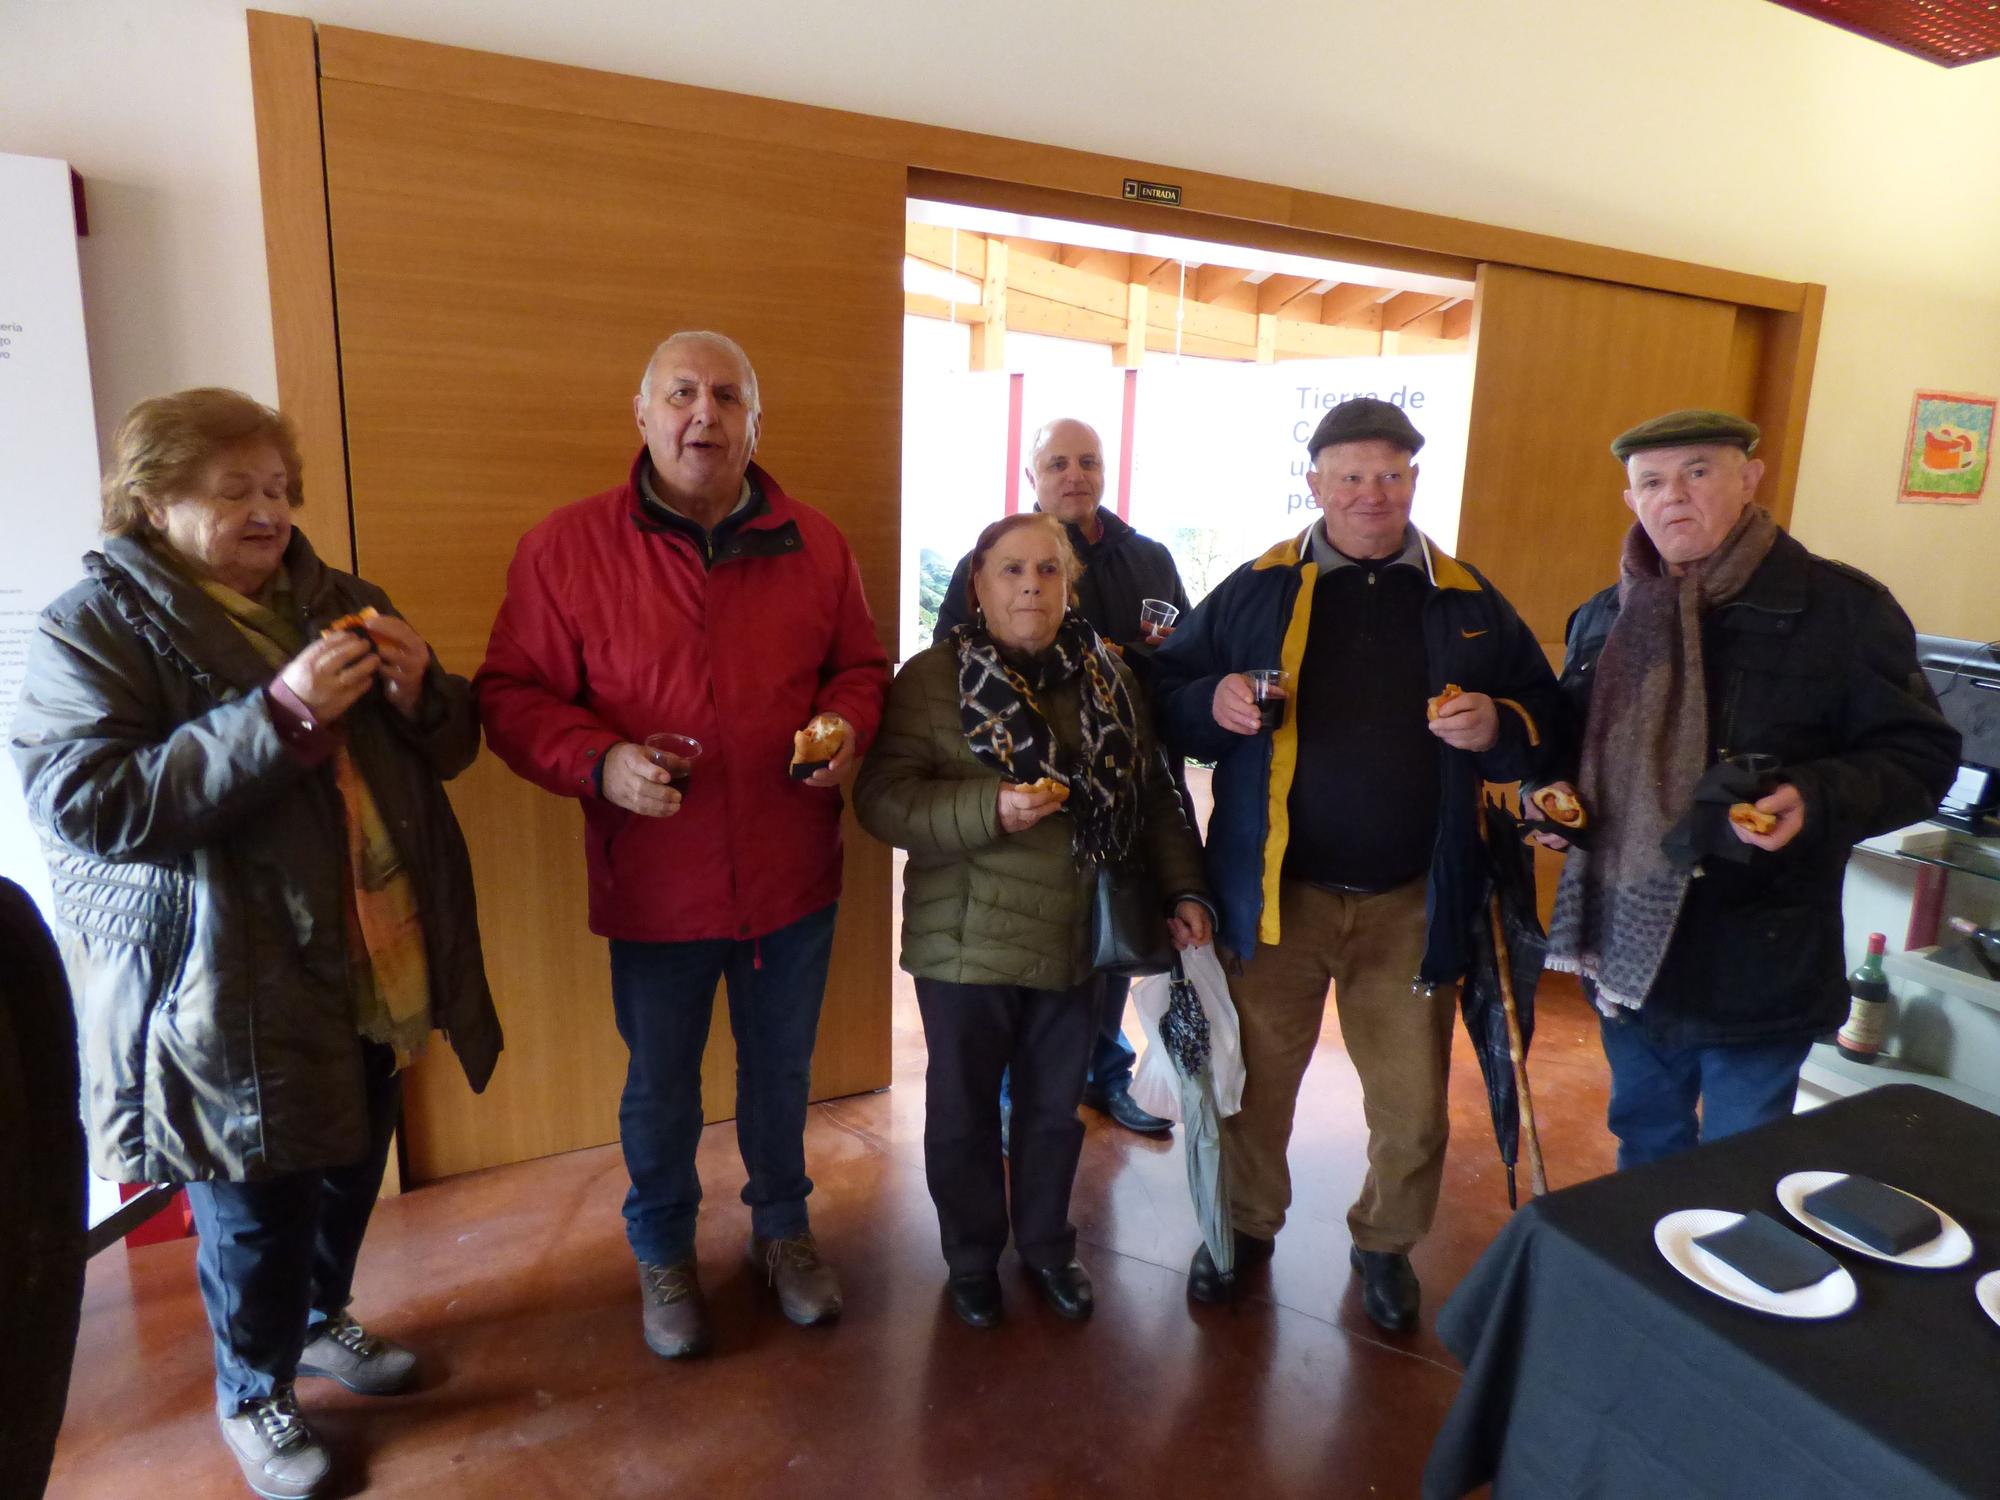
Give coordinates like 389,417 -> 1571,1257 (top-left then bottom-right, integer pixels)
1837,997 -> 1889,1056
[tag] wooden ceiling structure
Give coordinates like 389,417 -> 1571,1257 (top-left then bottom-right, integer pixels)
904,222 -> 1472,368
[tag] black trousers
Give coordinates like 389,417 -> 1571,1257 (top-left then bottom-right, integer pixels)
913,976 -> 1097,1275
183,1041 -> 402,1412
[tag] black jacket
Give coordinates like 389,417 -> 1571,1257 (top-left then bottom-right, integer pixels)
1557,530 -> 1960,1045
10,532 -> 502,1182
933,507 -> 1190,657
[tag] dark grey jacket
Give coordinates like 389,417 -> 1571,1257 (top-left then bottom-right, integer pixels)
1558,530 -> 1960,1045
9,531 -> 501,1183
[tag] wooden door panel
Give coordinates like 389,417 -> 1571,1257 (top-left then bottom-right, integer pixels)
320,77 -> 901,1181
1457,264 -> 1745,648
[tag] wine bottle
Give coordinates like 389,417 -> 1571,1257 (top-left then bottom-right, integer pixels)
1835,932 -> 1891,1063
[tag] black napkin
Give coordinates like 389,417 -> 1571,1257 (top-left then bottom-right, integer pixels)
1801,1175 -> 1942,1255
1663,759 -> 1779,869
1692,1210 -> 1841,1292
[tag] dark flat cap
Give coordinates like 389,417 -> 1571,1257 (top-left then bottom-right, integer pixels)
1307,397 -> 1425,458
1611,408 -> 1760,461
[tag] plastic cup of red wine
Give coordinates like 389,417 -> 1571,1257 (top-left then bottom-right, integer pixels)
643,732 -> 702,791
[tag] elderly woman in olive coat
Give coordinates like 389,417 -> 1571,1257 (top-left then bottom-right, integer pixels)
10,388 -> 500,1500
856,512 -> 1208,1330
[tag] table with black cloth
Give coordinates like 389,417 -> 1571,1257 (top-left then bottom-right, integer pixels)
1424,1085 -> 2000,1499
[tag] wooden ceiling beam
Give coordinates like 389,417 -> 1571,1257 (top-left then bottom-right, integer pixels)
1318,282 -> 1385,326
1441,298 -> 1475,340
1256,273 -> 1318,314
1381,291 -> 1453,329
1195,265 -> 1252,302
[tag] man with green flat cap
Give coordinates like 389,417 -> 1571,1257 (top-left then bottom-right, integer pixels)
1530,409 -> 1958,1167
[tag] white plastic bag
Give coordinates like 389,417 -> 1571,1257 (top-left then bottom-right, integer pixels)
1125,943 -> 1245,1121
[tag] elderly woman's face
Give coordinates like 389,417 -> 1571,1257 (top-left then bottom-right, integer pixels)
973,525 -> 1069,654
144,440 -> 294,595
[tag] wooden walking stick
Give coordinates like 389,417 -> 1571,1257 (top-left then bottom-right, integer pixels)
1489,891 -> 1548,1199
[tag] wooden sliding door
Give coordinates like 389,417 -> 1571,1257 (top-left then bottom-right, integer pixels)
1455,263 -> 1781,652
317,72 -> 903,1181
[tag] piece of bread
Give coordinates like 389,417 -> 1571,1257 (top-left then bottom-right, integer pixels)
1529,784 -> 1588,830
1426,682 -> 1465,721
1729,802 -> 1778,835
791,714 -> 847,766
1022,776 -> 1071,804
320,605 -> 381,641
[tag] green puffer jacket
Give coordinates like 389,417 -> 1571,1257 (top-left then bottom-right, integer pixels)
855,642 -> 1207,990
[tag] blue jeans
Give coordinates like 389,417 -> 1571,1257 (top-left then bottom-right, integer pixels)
1599,1016 -> 1814,1170
607,903 -> 837,1265
184,1041 -> 402,1412
1000,973 -> 1133,1112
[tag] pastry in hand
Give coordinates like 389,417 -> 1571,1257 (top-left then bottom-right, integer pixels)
1729,802 -> 1778,835
1020,775 -> 1071,804
789,714 -> 848,779
321,605 -> 382,645
1528,784 -> 1588,830
1426,682 -> 1465,721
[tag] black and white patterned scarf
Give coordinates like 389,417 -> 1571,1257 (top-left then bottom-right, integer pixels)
952,612 -> 1142,866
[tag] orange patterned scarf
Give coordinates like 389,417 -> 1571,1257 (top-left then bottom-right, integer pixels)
200,573 -> 432,1066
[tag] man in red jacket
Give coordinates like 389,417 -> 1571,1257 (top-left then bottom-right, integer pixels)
476,331 -> 889,1360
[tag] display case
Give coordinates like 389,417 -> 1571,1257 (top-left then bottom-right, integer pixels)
1806,824 -> 2000,1113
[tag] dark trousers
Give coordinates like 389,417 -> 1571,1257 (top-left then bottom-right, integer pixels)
914,977 -> 1096,1275
184,1040 -> 402,1413
1000,973 -> 1134,1111
607,903 -> 837,1266
1600,1017 -> 1813,1169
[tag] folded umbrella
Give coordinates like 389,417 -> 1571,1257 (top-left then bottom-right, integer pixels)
1160,955 -> 1237,1279
1460,794 -> 1550,1206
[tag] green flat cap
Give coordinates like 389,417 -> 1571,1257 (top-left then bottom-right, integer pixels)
1308,397 -> 1425,458
1611,408 -> 1760,461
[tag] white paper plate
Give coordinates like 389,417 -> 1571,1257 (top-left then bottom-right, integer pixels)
1776,1172 -> 1973,1269
1976,1270 -> 2000,1330
1654,1208 -> 1857,1319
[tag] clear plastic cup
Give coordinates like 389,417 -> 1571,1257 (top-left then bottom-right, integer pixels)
1139,598 -> 1181,645
643,732 -> 702,790
1246,669 -> 1290,732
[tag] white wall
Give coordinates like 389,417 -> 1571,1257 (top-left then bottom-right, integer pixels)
4,0 -> 1997,636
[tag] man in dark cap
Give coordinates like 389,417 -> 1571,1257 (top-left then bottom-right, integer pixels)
1151,396 -> 1560,1329
1532,408 -> 1957,1167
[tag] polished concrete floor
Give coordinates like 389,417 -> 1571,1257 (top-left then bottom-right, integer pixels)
47,952 -> 1617,1499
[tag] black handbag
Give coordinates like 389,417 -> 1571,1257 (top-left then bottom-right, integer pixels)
1089,860 -> 1174,977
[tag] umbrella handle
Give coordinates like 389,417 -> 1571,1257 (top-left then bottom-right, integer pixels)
1490,892 -> 1549,1199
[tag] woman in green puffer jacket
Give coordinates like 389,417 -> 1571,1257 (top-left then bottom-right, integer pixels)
855,512 -> 1208,1331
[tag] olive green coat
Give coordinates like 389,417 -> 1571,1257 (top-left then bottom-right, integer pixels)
855,642 -> 1207,991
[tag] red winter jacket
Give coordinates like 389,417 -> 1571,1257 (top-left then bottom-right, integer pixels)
475,455 -> 889,943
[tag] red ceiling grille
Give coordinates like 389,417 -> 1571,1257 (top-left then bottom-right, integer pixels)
1767,1 -> 2000,67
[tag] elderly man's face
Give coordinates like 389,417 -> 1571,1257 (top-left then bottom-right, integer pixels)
1028,420 -> 1106,527
1623,444 -> 1763,570
1308,439 -> 1418,560
634,341 -> 758,510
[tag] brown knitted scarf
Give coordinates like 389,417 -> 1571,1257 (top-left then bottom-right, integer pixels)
1546,504 -> 1778,1010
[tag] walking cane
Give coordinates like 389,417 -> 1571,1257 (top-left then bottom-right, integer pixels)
1489,892 -> 1548,1199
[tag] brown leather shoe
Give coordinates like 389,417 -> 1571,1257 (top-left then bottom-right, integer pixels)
637,1259 -> 710,1358
748,1232 -> 843,1326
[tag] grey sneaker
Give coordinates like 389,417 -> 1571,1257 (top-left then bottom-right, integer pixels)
748,1232 -> 843,1326
638,1259 -> 710,1358
297,1311 -> 418,1395
218,1386 -> 331,1500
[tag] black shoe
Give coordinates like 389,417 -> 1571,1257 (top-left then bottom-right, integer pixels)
1083,1084 -> 1172,1136
1349,1246 -> 1419,1332
946,1272 -> 1004,1329
1187,1243 -> 1237,1304
1025,1259 -> 1094,1321
1187,1231 -> 1275,1303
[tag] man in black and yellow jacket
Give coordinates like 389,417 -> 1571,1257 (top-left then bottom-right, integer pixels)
1151,398 -> 1559,1331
